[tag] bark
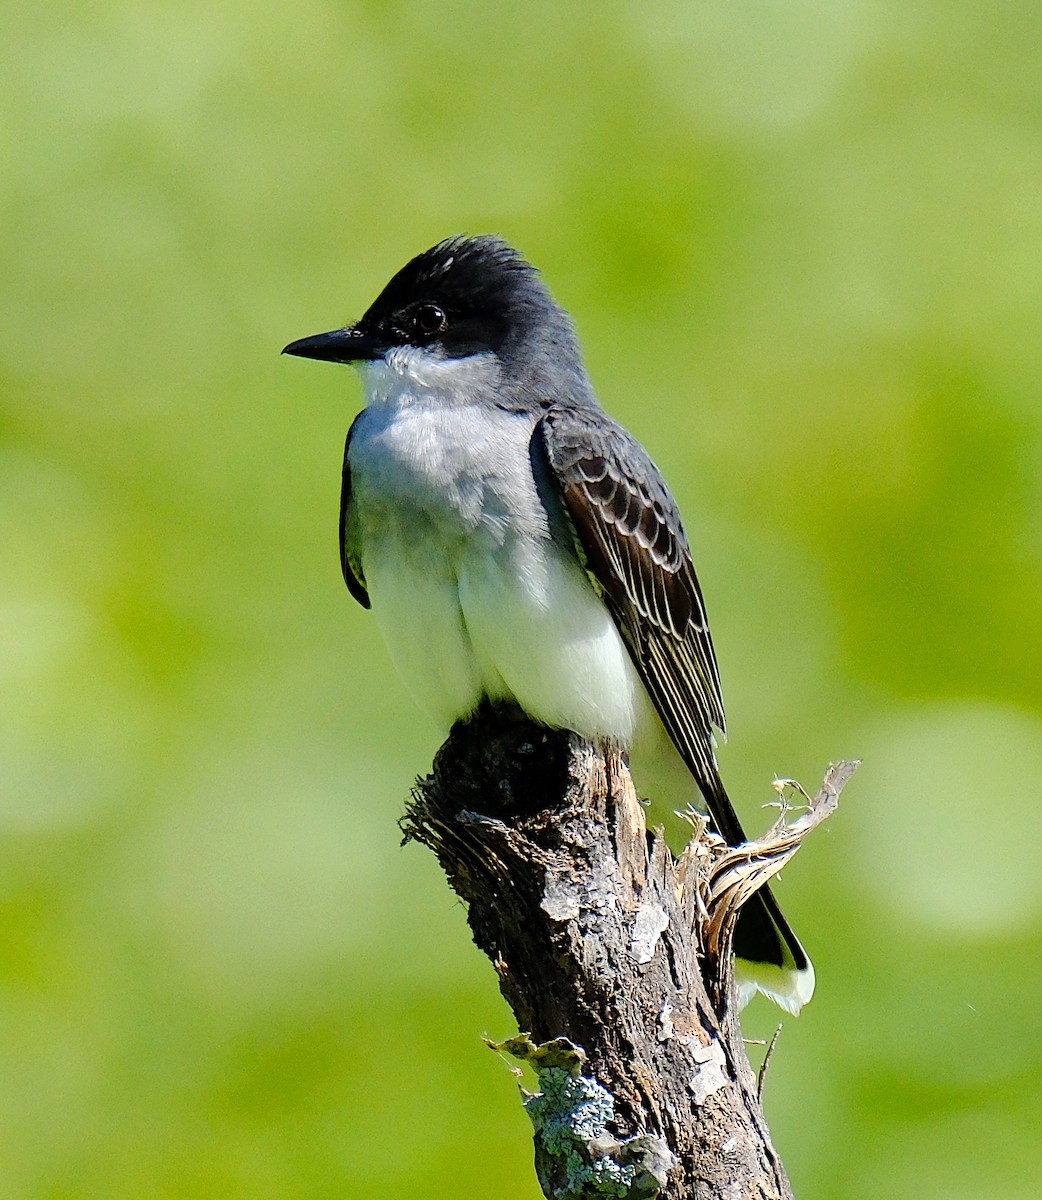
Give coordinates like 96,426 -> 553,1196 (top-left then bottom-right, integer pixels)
401,701 -> 857,1200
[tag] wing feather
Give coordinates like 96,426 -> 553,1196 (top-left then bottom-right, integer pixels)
536,406 -> 737,826
339,413 -> 371,609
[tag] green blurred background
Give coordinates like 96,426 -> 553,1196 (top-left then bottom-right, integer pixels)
3,1 -> 1042,1196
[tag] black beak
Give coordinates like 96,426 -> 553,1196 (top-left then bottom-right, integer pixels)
282,325 -> 385,364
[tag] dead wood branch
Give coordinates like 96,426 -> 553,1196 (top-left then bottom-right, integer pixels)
401,703 -> 857,1199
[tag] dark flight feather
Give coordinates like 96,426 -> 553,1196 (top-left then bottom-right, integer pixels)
339,414 -> 370,609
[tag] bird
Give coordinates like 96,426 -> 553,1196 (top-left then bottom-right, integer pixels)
283,235 -> 813,1013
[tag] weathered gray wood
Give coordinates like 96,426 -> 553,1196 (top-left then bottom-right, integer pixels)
402,702 -> 855,1200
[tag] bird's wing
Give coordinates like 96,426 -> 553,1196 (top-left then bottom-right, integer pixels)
538,406 -> 813,1001
339,413 -> 371,609
536,404 -> 745,840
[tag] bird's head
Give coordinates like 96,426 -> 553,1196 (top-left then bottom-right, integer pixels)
283,235 -> 587,399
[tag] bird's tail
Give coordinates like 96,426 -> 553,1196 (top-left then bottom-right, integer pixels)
732,884 -> 815,1014
703,773 -> 815,1014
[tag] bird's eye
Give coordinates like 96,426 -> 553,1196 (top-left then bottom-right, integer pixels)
412,303 -> 447,337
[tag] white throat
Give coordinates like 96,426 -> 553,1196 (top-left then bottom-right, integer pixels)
356,345 -> 503,409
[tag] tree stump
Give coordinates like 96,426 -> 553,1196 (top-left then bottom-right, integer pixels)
401,702 -> 857,1200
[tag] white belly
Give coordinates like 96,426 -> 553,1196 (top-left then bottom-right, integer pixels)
348,389 -> 646,743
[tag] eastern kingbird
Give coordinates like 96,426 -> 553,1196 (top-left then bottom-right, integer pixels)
284,235 -> 813,1012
